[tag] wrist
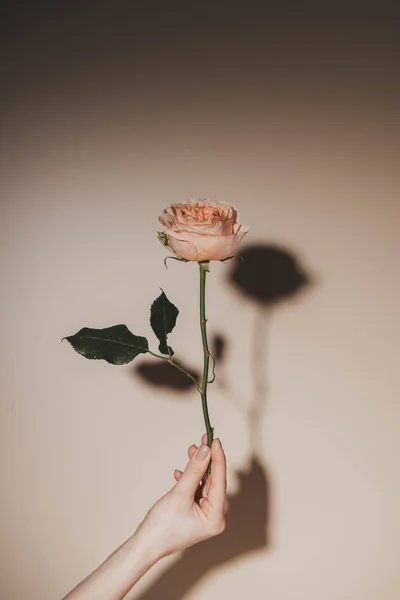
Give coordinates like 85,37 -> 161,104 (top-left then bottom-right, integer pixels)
128,523 -> 164,568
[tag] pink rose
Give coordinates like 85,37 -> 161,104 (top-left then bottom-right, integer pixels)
157,199 -> 250,262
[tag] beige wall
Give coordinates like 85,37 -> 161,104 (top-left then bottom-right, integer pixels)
0,9 -> 399,600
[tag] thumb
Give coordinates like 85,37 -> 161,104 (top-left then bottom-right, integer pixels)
174,444 -> 211,497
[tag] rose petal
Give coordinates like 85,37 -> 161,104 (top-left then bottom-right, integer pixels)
201,236 -> 238,261
167,233 -> 199,261
158,200 -> 248,262
158,210 -> 175,229
171,217 -> 236,236
171,200 -> 236,230
167,226 -> 249,261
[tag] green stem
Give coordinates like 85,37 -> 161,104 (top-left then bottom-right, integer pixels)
199,262 -> 214,449
148,351 -> 201,392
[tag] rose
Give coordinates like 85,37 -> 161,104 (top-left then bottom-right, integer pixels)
157,199 -> 250,262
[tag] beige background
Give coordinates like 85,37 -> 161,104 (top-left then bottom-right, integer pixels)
0,9 -> 399,600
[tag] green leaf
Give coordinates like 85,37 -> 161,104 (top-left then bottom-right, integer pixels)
150,289 -> 179,355
157,231 -> 172,250
64,325 -> 149,365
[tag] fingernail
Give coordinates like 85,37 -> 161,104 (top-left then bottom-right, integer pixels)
195,444 -> 210,460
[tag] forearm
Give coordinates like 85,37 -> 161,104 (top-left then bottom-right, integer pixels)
62,529 -> 158,600
61,436 -> 226,600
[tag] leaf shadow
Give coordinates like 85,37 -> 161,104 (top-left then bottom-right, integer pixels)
135,360 -> 200,392
133,334 -> 225,393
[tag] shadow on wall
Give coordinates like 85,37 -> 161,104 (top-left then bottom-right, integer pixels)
131,244 -> 311,600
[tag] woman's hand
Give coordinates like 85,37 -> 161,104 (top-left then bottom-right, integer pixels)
135,435 -> 227,560
62,435 -> 226,600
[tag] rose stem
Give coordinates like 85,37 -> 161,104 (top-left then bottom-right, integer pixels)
199,261 -> 214,456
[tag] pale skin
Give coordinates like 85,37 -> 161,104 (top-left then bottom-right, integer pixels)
62,435 -> 226,600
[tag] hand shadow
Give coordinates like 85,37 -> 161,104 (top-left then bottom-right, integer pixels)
131,456 -> 269,600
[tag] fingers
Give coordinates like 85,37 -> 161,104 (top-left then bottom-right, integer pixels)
188,444 -> 197,459
174,442 -> 211,498
205,438 -> 226,512
174,443 -> 198,481
174,469 -> 183,481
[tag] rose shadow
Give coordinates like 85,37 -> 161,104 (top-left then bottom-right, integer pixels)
129,243 -> 312,600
